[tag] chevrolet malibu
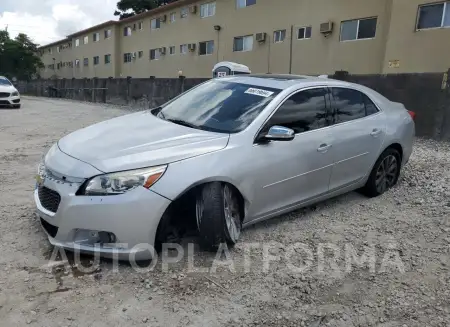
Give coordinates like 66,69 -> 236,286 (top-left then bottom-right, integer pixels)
35,75 -> 415,259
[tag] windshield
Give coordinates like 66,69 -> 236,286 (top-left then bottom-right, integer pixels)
0,79 -> 12,86
158,80 -> 280,133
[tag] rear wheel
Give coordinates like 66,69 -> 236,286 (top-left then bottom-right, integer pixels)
196,182 -> 242,250
363,148 -> 401,197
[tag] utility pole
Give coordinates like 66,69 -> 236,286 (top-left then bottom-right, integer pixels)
5,25 -> 8,32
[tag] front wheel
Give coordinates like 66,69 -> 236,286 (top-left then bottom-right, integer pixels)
363,148 -> 401,197
196,182 -> 242,250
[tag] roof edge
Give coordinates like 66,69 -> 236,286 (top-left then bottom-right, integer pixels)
67,20 -> 118,38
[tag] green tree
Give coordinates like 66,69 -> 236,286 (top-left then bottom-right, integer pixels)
0,31 -> 43,80
114,0 -> 180,20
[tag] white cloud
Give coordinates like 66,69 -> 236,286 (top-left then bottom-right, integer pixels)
0,0 -> 117,46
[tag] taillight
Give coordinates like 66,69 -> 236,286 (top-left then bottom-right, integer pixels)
408,110 -> 416,121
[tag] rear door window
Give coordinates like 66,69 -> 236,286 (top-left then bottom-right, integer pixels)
331,88 -> 378,123
265,88 -> 330,134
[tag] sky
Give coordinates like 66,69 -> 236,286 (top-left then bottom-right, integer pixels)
0,0 -> 118,46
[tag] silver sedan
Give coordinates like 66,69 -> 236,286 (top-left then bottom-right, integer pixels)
35,75 -> 415,259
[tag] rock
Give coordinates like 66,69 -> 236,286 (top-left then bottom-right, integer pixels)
142,317 -> 148,323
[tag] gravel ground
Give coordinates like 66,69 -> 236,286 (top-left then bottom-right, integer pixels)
0,97 -> 449,327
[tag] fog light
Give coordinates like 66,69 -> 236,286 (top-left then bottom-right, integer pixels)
74,229 -> 116,245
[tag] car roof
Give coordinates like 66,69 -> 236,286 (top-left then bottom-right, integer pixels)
219,74 -> 348,90
217,74 -> 391,107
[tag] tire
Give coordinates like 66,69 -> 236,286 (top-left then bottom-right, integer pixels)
363,148 -> 401,198
196,182 -> 242,250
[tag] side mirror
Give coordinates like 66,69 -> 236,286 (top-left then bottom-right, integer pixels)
261,125 -> 295,142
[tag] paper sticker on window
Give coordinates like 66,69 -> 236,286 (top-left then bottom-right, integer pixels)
244,88 -> 274,97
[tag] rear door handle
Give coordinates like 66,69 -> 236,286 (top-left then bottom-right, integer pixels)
317,143 -> 332,153
370,129 -> 382,137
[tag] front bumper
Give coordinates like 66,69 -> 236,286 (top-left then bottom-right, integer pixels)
35,173 -> 171,261
0,95 -> 20,106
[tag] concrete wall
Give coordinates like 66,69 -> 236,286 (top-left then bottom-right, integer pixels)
17,71 -> 450,140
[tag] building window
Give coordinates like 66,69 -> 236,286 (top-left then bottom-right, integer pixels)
180,44 -> 188,54
105,29 -> 112,39
93,32 -> 99,42
233,35 -> 253,52
124,26 -> 132,36
151,18 -> 161,29
104,54 -> 111,64
83,58 -> 89,66
199,40 -> 214,55
137,51 -> 143,58
150,48 -> 161,60
93,56 -> 100,65
138,22 -> 143,30
57,46 -> 61,53
170,12 -> 176,22
75,39 -> 80,47
168,46 -> 176,55
237,0 -> 256,8
297,26 -> 312,39
75,59 -> 80,67
180,7 -> 188,18
200,2 -> 216,18
48,48 -> 52,54
124,53 -> 132,63
417,2 -> 450,30
83,36 -> 89,44
274,29 -> 286,43
340,17 -> 377,41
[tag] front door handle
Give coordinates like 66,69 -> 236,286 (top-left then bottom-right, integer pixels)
370,129 -> 382,137
317,143 -> 332,153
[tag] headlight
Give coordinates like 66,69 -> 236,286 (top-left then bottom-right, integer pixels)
11,91 -> 19,96
81,165 -> 167,196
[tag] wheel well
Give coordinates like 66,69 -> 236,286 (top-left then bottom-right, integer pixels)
155,181 -> 246,245
385,143 -> 403,161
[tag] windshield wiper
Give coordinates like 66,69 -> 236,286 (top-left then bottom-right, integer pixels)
165,118 -> 199,129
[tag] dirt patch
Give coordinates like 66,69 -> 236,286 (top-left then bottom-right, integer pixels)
0,97 -> 449,326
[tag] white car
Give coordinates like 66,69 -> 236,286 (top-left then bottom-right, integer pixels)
0,76 -> 21,109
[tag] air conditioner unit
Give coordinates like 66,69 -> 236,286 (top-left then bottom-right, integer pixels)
188,43 -> 196,51
255,32 -> 266,43
160,14 -> 167,22
190,5 -> 197,14
320,21 -> 334,34
160,47 -> 166,55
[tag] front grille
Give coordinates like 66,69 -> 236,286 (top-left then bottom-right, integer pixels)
38,186 -> 61,213
0,100 -> 9,105
0,92 -> 10,98
40,218 -> 58,238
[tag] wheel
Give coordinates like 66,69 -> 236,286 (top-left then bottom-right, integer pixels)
363,148 -> 401,197
196,182 -> 242,250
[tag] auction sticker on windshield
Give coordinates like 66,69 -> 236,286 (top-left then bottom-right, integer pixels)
244,88 -> 274,98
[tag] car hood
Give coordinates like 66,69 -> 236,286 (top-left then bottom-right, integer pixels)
57,111 -> 229,172
0,85 -> 17,93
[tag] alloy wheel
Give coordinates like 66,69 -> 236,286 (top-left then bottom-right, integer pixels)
375,154 -> 398,194
223,185 -> 241,243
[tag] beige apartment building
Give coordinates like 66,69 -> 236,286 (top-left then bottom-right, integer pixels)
39,0 -> 450,79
